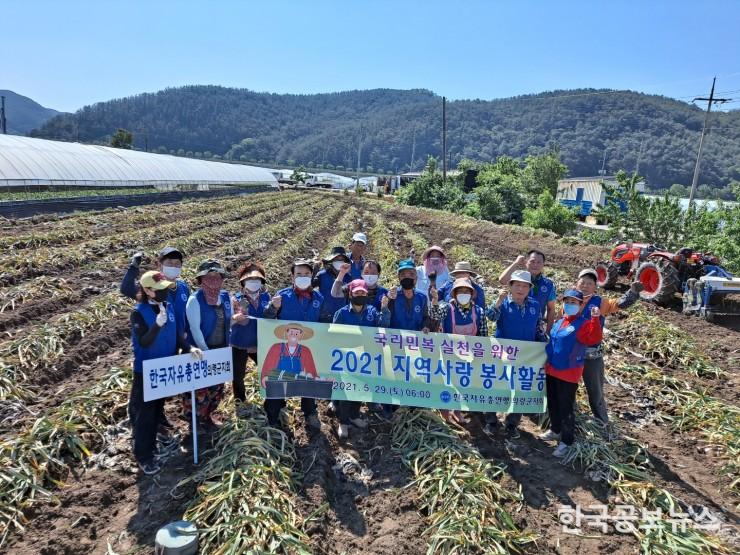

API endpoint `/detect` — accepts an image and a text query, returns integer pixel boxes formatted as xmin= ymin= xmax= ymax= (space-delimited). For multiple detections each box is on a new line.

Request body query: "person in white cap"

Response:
xmin=438 ymin=261 xmax=486 ymax=309
xmin=498 ymin=250 xmax=557 ymax=334
xmin=485 ymin=269 xmax=547 ymax=438
xmin=574 ymin=268 xmax=643 ymax=425
xmin=348 ymin=232 xmax=368 ymax=280
xmin=415 ymin=245 xmax=450 ymax=300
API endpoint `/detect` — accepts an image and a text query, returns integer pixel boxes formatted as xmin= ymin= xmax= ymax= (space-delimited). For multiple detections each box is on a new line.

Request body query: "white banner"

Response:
xmin=143 ymin=347 xmax=234 ymax=401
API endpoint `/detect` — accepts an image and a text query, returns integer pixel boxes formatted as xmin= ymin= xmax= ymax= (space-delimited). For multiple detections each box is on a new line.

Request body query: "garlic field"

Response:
xmin=0 ymin=190 xmax=737 ymax=554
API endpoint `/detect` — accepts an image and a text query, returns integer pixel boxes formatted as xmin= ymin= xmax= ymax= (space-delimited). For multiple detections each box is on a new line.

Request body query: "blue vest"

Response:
xmin=494 ymin=297 xmax=541 ymax=341
xmin=390 ymin=288 xmax=427 ymax=331
xmin=441 ymin=303 xmax=482 ymax=334
xmin=546 ymin=317 xmax=587 ymax=370
xmin=439 ymin=280 xmax=486 ymax=309
xmin=277 ymin=286 xmax=323 ymax=323
xmin=530 ymin=274 xmax=555 ymax=318
xmin=171 ymin=280 xmax=190 ymax=336
xmin=368 ymin=286 xmax=389 ymax=311
xmin=333 ymin=304 xmax=383 ymax=327
xmin=277 ymin=343 xmax=304 ymax=376
xmin=349 ymin=255 xmax=365 ymax=280
xmin=581 ymin=294 xmax=606 ymax=327
xmin=132 ymin=302 xmax=177 ymax=373
xmin=189 ymin=289 xmax=232 ymax=348
xmin=315 ymin=269 xmax=351 ymax=322
xmin=230 ymin=291 xmax=270 ymax=349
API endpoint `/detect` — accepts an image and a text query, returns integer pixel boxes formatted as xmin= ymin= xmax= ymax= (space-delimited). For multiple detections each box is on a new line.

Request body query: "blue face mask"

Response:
xmin=563 ymin=302 xmax=581 ymax=316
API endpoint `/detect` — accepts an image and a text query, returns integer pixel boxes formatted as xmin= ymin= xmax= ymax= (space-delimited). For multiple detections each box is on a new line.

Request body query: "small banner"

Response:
xmin=143 ymin=347 xmax=234 ymax=401
xmin=258 ymin=320 xmax=547 ymax=413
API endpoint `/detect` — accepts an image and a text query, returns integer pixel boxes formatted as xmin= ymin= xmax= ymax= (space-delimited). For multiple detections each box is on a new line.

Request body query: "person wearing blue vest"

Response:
xmin=122 ymin=247 xmax=190 ymax=336
xmin=314 ymin=246 xmax=353 ymax=323
xmin=121 ymin=246 xmax=190 ymax=432
xmin=263 ymin=258 xmax=325 ymax=430
xmin=383 ymin=259 xmax=434 ymax=418
xmin=485 ymin=270 xmax=547 ymax=437
xmin=389 ymin=259 xmax=433 ymax=332
xmin=332 ymin=279 xmax=391 ymax=439
xmin=348 ymin=232 xmax=368 ymax=280
xmin=438 ymin=261 xmax=486 ymax=309
xmin=330 ymin=259 xmax=389 ymax=312
xmin=575 ymin=268 xmax=643 ymax=425
xmin=129 ymin=271 xmax=202 ymax=475
xmin=499 ymin=250 xmax=557 ymax=334
xmin=430 ymin=277 xmax=488 ymax=425
xmin=539 ymin=289 xmax=603 ymax=458
xmin=230 ymin=261 xmax=271 ymax=405
xmin=185 ymin=259 xmax=232 ymax=432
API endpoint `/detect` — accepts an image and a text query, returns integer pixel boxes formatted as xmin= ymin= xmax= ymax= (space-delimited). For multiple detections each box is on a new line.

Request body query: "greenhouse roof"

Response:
xmin=0 ymin=135 xmax=278 ymax=187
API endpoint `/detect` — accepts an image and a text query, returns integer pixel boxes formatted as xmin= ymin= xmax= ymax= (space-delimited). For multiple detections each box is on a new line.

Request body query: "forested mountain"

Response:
xmin=1 ymin=90 xmax=61 ymax=135
xmin=30 ymin=85 xmax=740 ymax=188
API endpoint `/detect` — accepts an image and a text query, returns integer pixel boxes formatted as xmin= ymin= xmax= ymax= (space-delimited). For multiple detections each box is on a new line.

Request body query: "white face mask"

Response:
xmin=456 ymin=293 xmax=472 ymax=305
xmin=243 ymin=280 xmax=261 ymax=293
xmin=362 ymin=274 xmax=379 ymax=287
xmin=162 ymin=266 xmax=181 ymax=280
xmin=332 ymin=261 xmax=345 ymax=272
xmin=294 ymin=276 xmax=312 ymax=290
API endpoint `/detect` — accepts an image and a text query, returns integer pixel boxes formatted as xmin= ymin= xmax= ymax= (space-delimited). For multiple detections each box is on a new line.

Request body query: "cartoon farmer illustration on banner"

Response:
xmin=260 ymin=322 xmax=333 ymax=399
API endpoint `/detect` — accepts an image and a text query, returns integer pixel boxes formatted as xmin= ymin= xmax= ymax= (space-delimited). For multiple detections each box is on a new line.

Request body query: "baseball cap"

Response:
xmin=578 ymin=268 xmax=598 ymax=282
xmin=158 ymin=247 xmax=183 ymax=261
xmin=510 ymin=269 xmax=532 ymax=285
xmin=140 ymin=270 xmax=176 ymax=291
xmin=348 ymin=279 xmax=368 ymax=295
xmin=562 ymin=289 xmax=584 ymax=302
xmin=397 ymin=259 xmax=417 ymax=273
xmin=351 ymin=232 xmax=368 ymax=244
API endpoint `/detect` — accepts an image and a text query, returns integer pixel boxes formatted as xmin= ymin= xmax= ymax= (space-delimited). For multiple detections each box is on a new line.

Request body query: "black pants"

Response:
xmin=484 ymin=412 xmax=522 ymax=428
xmin=129 ymin=372 xmax=159 ymax=464
xmin=264 ymin=397 xmax=316 ymax=425
xmin=232 ymin=347 xmax=258 ymax=402
xmin=337 ymin=401 xmax=361 ymax=424
xmin=546 ymin=374 xmax=578 ymax=445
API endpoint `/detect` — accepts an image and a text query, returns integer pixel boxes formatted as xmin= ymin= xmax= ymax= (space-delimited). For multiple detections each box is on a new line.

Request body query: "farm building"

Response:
xmin=0 ymin=135 xmax=278 ymax=188
xmin=556 ymin=176 xmax=645 ymax=216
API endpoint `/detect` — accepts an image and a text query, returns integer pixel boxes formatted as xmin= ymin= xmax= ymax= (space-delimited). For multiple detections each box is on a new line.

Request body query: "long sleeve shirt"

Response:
xmin=120 ymin=264 xmax=139 ymax=300
xmin=130 ymin=302 xmax=192 ymax=352
xmin=545 ymin=315 xmax=603 ymax=383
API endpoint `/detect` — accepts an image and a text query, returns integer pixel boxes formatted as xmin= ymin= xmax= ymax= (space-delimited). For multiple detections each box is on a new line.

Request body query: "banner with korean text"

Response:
xmin=258 ymin=320 xmax=547 ymax=413
xmin=143 ymin=347 xmax=233 ymax=402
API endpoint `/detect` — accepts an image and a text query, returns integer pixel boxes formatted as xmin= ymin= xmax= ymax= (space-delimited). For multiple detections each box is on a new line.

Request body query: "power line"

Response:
xmin=688 ymin=77 xmax=732 ymax=208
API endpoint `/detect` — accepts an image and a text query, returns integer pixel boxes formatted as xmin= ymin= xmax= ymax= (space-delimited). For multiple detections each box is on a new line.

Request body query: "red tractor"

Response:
xmin=595 ymin=242 xmax=722 ymax=306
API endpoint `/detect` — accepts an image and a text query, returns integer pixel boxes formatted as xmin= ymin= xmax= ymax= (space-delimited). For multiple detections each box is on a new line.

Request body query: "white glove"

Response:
xmin=155 ymin=303 xmax=168 ymax=327
xmin=190 ymin=348 xmax=204 ymax=360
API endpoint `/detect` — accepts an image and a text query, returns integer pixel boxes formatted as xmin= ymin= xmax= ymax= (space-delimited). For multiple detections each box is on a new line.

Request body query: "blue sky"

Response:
xmin=5 ymin=0 xmax=740 ymax=112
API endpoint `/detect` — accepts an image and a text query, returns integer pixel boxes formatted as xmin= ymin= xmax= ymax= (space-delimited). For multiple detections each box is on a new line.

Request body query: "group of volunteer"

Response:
xmin=124 ymin=233 xmax=643 ymax=475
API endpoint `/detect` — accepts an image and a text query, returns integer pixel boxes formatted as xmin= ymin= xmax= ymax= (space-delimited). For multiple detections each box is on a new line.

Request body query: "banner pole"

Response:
xmin=191 ymin=389 xmax=198 ymax=465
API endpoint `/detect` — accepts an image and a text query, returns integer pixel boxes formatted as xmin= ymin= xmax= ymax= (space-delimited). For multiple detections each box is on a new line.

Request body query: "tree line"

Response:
xmin=30 ymin=85 xmax=740 ymax=189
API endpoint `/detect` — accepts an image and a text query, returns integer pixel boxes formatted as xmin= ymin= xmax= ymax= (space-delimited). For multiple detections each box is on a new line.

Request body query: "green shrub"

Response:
xmin=522 ymin=190 xmax=577 ymax=235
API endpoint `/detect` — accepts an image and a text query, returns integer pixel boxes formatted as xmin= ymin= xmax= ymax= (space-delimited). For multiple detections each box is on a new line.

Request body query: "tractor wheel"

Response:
xmin=595 ymin=262 xmax=619 ymax=289
xmin=635 ymin=260 xmax=680 ymax=305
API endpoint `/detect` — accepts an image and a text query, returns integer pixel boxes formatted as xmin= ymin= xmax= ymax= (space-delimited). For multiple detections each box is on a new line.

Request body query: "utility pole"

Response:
xmin=0 ymin=96 xmax=6 ymax=134
xmin=409 ymin=125 xmax=416 ymax=171
xmin=688 ymin=77 xmax=731 ymax=207
xmin=634 ymin=137 xmax=645 ymax=176
xmin=599 ymin=148 xmax=607 ymax=176
xmin=442 ymin=97 xmax=448 ymax=183
xmin=356 ymin=127 xmax=363 ymax=186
